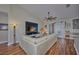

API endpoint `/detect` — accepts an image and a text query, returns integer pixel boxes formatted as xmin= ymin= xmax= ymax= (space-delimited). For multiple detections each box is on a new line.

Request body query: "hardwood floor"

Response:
xmin=46 ymin=39 xmax=77 ymax=55
xmin=0 ymin=39 xmax=77 ymax=55
xmin=0 ymin=43 xmax=26 ymax=55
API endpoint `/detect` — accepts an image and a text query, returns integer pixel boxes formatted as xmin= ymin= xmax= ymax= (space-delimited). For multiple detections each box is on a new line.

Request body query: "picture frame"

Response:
xmin=0 ymin=23 xmax=8 ymax=30
xmin=73 ymin=19 xmax=79 ymax=29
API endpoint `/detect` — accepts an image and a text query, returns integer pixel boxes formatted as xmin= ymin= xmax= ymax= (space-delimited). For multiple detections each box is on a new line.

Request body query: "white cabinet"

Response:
xmin=19 ymin=34 xmax=57 ymax=55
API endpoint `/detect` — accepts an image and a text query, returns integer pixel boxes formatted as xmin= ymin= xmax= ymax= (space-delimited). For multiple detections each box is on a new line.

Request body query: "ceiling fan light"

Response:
xmin=44 ymin=11 xmax=57 ymax=21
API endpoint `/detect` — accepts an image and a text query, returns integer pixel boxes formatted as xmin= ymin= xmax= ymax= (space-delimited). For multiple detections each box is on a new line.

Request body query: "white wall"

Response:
xmin=8 ymin=5 xmax=42 ymax=45
xmin=0 ymin=5 xmax=9 ymax=44
xmin=0 ymin=5 xmax=10 ymax=13
xmin=0 ymin=5 xmax=42 ymax=45
xmin=0 ymin=16 xmax=8 ymax=44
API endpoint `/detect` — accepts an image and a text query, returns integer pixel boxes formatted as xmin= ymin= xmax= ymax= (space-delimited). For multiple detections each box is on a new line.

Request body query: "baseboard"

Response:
xmin=0 ymin=41 xmax=8 ymax=44
xmin=8 ymin=41 xmax=19 ymax=46
xmin=74 ymin=43 xmax=79 ymax=55
xmin=8 ymin=42 xmax=13 ymax=46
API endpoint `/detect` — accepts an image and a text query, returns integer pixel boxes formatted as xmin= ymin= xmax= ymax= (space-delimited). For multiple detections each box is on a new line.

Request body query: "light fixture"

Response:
xmin=13 ymin=24 xmax=16 ymax=27
xmin=12 ymin=24 xmax=17 ymax=45
xmin=45 ymin=12 xmax=57 ymax=21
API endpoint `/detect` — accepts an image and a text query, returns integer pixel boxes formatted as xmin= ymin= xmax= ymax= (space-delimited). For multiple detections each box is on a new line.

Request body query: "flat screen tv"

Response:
xmin=25 ymin=21 xmax=38 ymax=35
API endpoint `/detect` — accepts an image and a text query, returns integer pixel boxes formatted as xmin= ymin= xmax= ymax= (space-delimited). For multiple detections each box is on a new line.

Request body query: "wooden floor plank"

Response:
xmin=46 ymin=39 xmax=77 ymax=55
xmin=0 ymin=39 xmax=77 ymax=55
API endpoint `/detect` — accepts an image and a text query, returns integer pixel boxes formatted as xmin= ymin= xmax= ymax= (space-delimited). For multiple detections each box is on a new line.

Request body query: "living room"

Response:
xmin=0 ymin=4 xmax=79 ymax=55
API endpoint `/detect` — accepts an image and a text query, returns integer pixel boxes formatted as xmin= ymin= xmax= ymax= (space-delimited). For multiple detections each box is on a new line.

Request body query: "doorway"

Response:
xmin=0 ymin=12 xmax=8 ymax=44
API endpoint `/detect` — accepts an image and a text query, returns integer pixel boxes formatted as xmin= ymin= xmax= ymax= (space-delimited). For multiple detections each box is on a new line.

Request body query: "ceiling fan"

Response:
xmin=45 ymin=12 xmax=57 ymax=21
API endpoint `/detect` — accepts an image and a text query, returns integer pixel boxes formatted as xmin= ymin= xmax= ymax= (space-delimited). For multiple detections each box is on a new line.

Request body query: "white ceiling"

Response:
xmin=19 ymin=4 xmax=79 ymax=19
